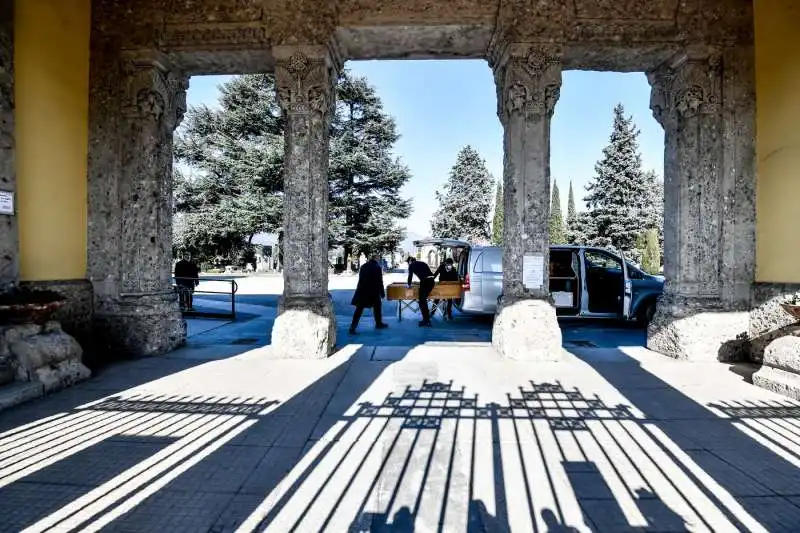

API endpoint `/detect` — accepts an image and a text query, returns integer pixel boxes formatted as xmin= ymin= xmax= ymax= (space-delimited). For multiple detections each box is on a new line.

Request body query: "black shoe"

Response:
xmin=418 ymin=320 xmax=432 ymax=327
xmin=348 ymin=328 xmax=357 ymax=335
xmin=376 ymin=323 xmax=389 ymax=329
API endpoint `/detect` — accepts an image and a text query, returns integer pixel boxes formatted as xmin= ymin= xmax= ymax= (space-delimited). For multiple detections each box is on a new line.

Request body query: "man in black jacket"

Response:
xmin=407 ymin=256 xmax=435 ymax=327
xmin=350 ymin=254 xmax=389 ymax=334
xmin=174 ymin=253 xmax=200 ymax=311
xmin=433 ymin=257 xmax=459 ymax=320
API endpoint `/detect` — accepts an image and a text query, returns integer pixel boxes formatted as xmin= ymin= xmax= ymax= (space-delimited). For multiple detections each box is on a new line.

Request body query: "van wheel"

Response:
xmin=637 ymin=299 xmax=657 ymax=325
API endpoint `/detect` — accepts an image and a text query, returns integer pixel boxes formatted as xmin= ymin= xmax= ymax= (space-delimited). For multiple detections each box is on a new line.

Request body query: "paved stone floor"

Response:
xmin=1 ymin=277 xmax=799 ymax=532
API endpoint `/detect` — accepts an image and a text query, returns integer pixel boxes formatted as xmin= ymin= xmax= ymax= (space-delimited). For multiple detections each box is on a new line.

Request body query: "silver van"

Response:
xmin=414 ymin=239 xmax=664 ymax=324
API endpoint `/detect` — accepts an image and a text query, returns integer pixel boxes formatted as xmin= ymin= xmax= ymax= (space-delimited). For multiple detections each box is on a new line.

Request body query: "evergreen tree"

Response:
xmin=582 ymin=103 xmax=652 ymax=256
xmin=329 ymin=71 xmax=412 ymax=263
xmin=643 ymin=169 xmax=664 ymax=251
xmin=567 ymin=180 xmax=577 ymax=228
xmin=431 ymin=146 xmax=494 ymax=242
xmin=639 ymin=228 xmax=661 ymax=274
xmin=549 ymin=180 xmax=565 ymax=244
xmin=173 ymin=71 xmax=412 ymax=265
xmin=173 ymin=74 xmax=284 ymax=264
xmin=491 ymin=181 xmax=503 ymax=245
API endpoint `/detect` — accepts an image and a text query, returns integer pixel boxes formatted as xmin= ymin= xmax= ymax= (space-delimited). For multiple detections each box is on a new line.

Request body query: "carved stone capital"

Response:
xmin=273 ymin=44 xmax=341 ymax=122
xmin=647 ymin=49 xmax=722 ymax=128
xmin=489 ymin=42 xmax=562 ymax=124
xmin=122 ymin=53 xmax=188 ymax=132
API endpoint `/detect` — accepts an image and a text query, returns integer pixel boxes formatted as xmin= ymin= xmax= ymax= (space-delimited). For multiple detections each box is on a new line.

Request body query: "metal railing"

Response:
xmin=173 ymin=277 xmax=239 ymax=319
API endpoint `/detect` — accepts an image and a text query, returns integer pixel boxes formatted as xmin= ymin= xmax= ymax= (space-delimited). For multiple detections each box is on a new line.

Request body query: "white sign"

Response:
xmin=0 ymin=191 xmax=13 ymax=215
xmin=523 ymin=253 xmax=544 ymax=289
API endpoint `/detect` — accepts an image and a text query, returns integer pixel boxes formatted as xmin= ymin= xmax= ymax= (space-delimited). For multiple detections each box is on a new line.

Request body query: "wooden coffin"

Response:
xmin=386 ymin=281 xmax=462 ymax=301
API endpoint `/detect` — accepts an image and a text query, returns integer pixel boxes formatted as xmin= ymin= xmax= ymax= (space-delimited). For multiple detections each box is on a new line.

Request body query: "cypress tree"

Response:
xmin=567 ymin=180 xmax=577 ymax=228
xmin=549 ymin=180 xmax=565 ymax=244
xmin=640 ymin=228 xmax=661 ymax=274
xmin=492 ymin=181 xmax=503 ymax=245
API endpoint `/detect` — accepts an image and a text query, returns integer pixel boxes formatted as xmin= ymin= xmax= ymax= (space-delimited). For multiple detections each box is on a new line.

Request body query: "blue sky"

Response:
xmin=185 ymin=60 xmax=663 ymax=238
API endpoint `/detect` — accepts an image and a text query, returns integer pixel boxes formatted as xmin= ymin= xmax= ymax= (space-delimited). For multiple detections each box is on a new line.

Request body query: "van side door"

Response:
xmin=482 ymin=249 xmax=503 ymax=314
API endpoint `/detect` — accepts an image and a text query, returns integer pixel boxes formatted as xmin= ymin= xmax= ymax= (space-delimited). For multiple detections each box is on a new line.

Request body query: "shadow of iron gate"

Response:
xmin=173 ymin=276 xmax=238 ymax=319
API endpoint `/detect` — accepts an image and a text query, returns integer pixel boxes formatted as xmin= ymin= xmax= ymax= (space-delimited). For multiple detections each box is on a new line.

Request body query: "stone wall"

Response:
xmin=0 ymin=1 xmax=16 ymax=288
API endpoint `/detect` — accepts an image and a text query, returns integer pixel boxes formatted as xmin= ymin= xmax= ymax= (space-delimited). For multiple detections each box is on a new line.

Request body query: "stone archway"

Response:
xmin=82 ymin=0 xmax=756 ymax=361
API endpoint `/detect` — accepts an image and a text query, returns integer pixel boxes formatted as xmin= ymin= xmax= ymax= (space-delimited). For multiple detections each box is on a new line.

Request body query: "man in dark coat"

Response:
xmin=433 ymin=257 xmax=459 ymax=320
xmin=407 ymin=256 xmax=435 ymax=327
xmin=350 ymin=254 xmax=389 ymax=334
xmin=174 ymin=253 xmax=200 ymax=311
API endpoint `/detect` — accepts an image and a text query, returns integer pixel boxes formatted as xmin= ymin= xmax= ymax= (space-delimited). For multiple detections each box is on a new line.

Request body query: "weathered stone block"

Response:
xmin=271 ymin=295 xmax=336 ymax=359
xmin=0 ymin=321 xmax=90 ymax=395
xmin=753 ymin=336 xmax=800 ymax=400
xmin=492 ymin=298 xmax=563 ymax=361
xmin=749 ymin=283 xmax=800 ymax=338
xmin=647 ymin=297 xmax=749 ymax=361
xmin=93 ymin=292 xmax=186 ymax=358
xmin=20 ymin=279 xmax=93 ymax=348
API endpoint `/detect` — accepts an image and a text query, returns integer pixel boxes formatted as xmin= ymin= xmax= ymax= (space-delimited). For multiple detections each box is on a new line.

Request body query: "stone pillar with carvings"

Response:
xmin=0 ymin=1 xmax=16 ymax=288
xmin=646 ymin=49 xmax=750 ymax=361
xmin=92 ymin=55 xmax=187 ymax=357
xmin=271 ymin=46 xmax=340 ymax=358
xmin=489 ymin=42 xmax=563 ymax=361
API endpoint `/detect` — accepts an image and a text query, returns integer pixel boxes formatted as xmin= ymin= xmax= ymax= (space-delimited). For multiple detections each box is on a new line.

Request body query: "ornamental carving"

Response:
xmin=274 ymin=49 xmax=339 ymax=121
xmin=647 ymin=51 xmax=723 ymax=126
xmin=123 ymin=59 xmax=188 ymax=132
xmin=492 ymin=43 xmax=562 ymax=123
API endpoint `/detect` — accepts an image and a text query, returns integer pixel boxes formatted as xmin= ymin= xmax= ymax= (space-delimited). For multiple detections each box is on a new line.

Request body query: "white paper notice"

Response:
xmin=0 ymin=191 xmax=13 ymax=215
xmin=523 ymin=253 xmax=544 ymax=289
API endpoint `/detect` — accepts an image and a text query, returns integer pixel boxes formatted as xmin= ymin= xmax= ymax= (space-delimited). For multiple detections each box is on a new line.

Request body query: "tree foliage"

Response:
xmin=431 ymin=146 xmax=495 ymax=243
xmin=173 ymin=75 xmax=284 ymax=264
xmin=173 ymin=71 xmax=411 ymax=266
xmin=329 ymin=72 xmax=412 ymax=263
xmin=549 ymin=180 xmax=565 ymax=244
xmin=491 ymin=181 xmax=503 ymax=245
xmin=567 ymin=181 xmax=577 ymax=229
xmin=638 ymin=228 xmax=661 ymax=274
xmin=578 ymin=104 xmax=660 ymax=261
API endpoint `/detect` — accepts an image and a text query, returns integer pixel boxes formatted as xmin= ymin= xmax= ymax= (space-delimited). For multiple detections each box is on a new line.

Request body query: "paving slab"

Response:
xmin=0 ymin=314 xmax=799 ymax=531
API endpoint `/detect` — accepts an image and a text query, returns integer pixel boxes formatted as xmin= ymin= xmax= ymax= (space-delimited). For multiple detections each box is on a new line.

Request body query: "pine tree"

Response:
xmin=492 ymin=181 xmax=503 ymax=245
xmin=431 ymin=146 xmax=495 ymax=242
xmin=582 ymin=103 xmax=652 ymax=256
xmin=549 ymin=180 xmax=565 ymax=244
xmin=173 ymin=72 xmax=412 ymax=265
xmin=173 ymin=74 xmax=285 ymax=264
xmin=329 ymin=71 xmax=412 ymax=262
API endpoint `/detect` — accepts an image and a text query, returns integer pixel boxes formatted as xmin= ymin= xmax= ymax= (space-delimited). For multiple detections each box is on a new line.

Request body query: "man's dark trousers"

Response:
xmin=351 ymin=304 xmax=383 ymax=330
xmin=419 ymin=277 xmax=435 ymax=323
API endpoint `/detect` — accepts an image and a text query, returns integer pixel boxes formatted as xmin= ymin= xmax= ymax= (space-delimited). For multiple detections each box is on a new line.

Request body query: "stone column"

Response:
xmin=0 ymin=0 xmax=16 ymax=288
xmin=489 ymin=42 xmax=563 ymax=361
xmin=92 ymin=53 xmax=187 ymax=357
xmin=646 ymin=48 xmax=750 ymax=361
xmin=271 ymin=45 xmax=340 ymax=358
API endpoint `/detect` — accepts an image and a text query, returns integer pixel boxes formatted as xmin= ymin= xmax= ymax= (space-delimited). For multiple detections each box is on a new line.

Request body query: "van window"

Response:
xmin=472 ymin=253 xmax=484 ymax=273
xmin=485 ymin=251 xmax=502 ymax=273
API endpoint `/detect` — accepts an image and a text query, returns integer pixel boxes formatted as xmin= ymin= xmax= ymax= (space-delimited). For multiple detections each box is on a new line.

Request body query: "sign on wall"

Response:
xmin=523 ymin=253 xmax=544 ymax=289
xmin=0 ymin=191 xmax=13 ymax=215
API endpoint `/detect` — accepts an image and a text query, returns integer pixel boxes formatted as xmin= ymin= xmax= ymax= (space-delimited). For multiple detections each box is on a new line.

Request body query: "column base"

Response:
xmin=271 ymin=295 xmax=336 ymax=359
xmin=753 ymin=336 xmax=800 ymax=400
xmin=93 ymin=292 xmax=186 ymax=358
xmin=492 ymin=298 xmax=563 ymax=361
xmin=647 ymin=295 xmax=749 ymax=362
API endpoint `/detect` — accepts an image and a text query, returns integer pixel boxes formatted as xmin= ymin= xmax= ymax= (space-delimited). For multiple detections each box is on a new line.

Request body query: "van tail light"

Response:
xmin=463 ymin=273 xmax=471 ymax=292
